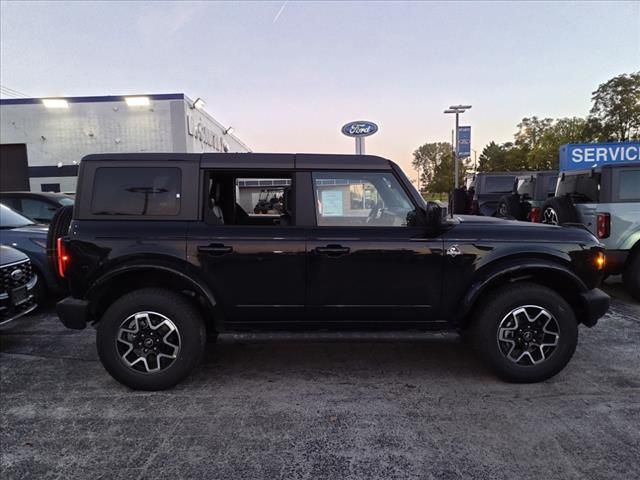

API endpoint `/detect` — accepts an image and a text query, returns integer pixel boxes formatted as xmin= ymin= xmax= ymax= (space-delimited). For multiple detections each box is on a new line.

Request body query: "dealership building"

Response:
xmin=0 ymin=93 xmax=251 ymax=192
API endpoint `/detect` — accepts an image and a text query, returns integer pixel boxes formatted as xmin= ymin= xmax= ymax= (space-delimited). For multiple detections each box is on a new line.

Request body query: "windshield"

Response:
xmin=59 ymin=197 xmax=75 ymax=206
xmin=0 ymin=203 xmax=36 ymax=228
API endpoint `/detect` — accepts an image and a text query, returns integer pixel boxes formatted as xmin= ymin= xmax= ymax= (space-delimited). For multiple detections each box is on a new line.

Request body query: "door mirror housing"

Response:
xmin=424 ymin=201 xmax=443 ymax=227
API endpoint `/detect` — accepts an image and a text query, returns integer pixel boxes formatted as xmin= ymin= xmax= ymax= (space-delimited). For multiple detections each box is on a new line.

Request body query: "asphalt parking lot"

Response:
xmin=1 ymin=282 xmax=639 ymax=480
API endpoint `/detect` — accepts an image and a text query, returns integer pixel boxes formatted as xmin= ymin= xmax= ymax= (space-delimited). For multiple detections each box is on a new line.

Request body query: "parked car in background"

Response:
xmin=496 ymin=171 xmax=558 ymax=222
xmin=451 ymin=172 xmax=519 ymax=217
xmin=542 ymin=159 xmax=640 ymax=301
xmin=0 ymin=204 xmax=66 ymax=303
xmin=0 ymin=191 xmax=74 ymax=225
xmin=53 ymin=153 xmax=608 ymax=390
xmin=0 ymin=245 xmax=38 ymax=326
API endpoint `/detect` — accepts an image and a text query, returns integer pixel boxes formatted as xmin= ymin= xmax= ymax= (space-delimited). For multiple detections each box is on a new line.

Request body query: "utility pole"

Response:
xmin=444 ymin=105 xmax=472 ymax=189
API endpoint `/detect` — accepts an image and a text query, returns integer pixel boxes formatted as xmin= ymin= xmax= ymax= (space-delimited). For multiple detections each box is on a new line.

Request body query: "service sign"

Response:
xmin=559 ymin=142 xmax=640 ymax=171
xmin=341 ymin=121 xmax=379 ymax=138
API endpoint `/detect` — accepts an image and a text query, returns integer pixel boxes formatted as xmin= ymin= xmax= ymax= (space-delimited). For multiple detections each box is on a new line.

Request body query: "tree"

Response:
xmin=412 ymin=142 xmax=465 ymax=194
xmin=588 ymin=72 xmax=640 ymax=141
xmin=477 ymin=141 xmax=527 ymax=172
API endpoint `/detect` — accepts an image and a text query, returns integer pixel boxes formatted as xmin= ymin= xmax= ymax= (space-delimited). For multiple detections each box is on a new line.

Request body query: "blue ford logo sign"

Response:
xmin=341 ymin=121 xmax=378 ymax=138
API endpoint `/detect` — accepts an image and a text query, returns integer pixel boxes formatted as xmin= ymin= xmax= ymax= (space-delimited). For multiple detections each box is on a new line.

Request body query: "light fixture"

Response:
xmin=43 ymin=98 xmax=69 ymax=109
xmin=125 ymin=96 xmax=150 ymax=107
xmin=223 ymin=126 xmax=234 ymax=135
xmin=191 ymin=97 xmax=205 ymax=110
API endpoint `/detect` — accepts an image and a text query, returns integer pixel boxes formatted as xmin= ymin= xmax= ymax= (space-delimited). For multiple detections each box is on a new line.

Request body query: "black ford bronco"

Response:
xmin=52 ymin=153 xmax=609 ymax=390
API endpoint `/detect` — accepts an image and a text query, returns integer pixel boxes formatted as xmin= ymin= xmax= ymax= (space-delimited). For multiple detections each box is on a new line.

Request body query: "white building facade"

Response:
xmin=0 ymin=93 xmax=250 ymax=192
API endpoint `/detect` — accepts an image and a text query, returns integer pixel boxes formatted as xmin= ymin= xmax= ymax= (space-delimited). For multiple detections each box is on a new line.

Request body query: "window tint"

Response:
xmin=312 ymin=172 xmax=416 ymax=227
xmin=0 ymin=203 xmax=35 ymax=228
xmin=556 ymin=173 xmax=599 ymax=203
xmin=617 ymin=170 xmax=640 ymax=201
xmin=484 ymin=176 xmax=516 ymax=193
xmin=91 ymin=167 xmax=181 ymax=216
xmin=20 ymin=198 xmax=56 ymax=221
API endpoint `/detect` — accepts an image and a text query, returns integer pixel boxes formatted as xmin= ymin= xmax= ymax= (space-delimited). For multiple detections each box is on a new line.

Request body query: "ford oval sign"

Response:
xmin=341 ymin=121 xmax=378 ymax=138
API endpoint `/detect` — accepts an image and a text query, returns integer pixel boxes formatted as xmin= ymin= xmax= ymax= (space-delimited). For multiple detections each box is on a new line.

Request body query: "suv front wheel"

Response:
xmin=471 ymin=283 xmax=578 ymax=382
xmin=97 ymin=288 xmax=207 ymax=390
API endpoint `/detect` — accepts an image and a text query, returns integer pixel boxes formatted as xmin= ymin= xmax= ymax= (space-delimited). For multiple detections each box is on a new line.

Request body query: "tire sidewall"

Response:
xmin=474 ymin=285 xmax=578 ymax=382
xmin=97 ymin=289 xmax=205 ymax=390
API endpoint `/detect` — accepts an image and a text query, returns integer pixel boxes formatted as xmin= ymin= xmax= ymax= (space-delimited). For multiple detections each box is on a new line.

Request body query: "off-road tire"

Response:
xmin=623 ymin=249 xmax=640 ymax=302
xmin=97 ymin=288 xmax=206 ymax=390
xmin=471 ymin=282 xmax=578 ymax=383
xmin=541 ymin=196 xmax=579 ymax=225
xmin=497 ymin=194 xmax=526 ymax=220
xmin=46 ymin=204 xmax=73 ymax=272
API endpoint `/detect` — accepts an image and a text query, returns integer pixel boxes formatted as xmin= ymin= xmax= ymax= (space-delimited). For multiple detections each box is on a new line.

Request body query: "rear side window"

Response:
xmin=483 ymin=176 xmax=515 ymax=194
xmin=616 ymin=169 xmax=640 ymax=201
xmin=91 ymin=167 xmax=181 ymax=216
xmin=556 ymin=173 xmax=599 ymax=203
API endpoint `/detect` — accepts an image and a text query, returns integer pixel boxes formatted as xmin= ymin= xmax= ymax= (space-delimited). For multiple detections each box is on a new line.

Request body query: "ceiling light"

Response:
xmin=125 ymin=96 xmax=150 ymax=107
xmin=43 ymin=99 xmax=69 ymax=109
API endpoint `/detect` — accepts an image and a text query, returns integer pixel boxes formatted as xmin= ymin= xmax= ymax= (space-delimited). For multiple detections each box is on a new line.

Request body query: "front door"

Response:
xmin=306 ymin=170 xmax=444 ymax=324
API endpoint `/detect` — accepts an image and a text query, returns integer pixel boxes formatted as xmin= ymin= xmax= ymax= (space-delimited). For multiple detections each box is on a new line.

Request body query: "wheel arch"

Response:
xmin=456 ymin=256 xmax=589 ymax=329
xmin=86 ymin=263 xmax=220 ymax=331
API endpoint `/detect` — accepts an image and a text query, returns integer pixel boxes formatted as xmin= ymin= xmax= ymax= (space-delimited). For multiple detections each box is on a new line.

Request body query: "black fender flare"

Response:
xmin=456 ymin=257 xmax=588 ymax=324
xmin=86 ymin=263 xmax=217 ymax=317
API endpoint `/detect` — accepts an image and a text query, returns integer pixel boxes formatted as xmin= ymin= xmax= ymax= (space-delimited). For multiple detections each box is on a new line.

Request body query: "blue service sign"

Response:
xmin=559 ymin=142 xmax=640 ymax=171
xmin=341 ymin=121 xmax=379 ymax=138
xmin=457 ymin=126 xmax=471 ymax=158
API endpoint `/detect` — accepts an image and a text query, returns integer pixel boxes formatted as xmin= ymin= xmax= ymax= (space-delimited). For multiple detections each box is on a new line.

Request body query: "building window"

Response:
xmin=41 ymin=183 xmax=61 ymax=193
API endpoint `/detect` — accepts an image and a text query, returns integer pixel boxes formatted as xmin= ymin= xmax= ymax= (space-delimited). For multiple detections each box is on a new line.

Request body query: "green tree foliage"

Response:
xmin=412 ymin=142 xmax=465 ymax=194
xmin=587 ymin=72 xmax=640 ymax=141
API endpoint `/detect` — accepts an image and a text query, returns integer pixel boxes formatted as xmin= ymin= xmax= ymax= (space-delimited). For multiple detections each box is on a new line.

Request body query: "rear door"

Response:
xmin=187 ymin=166 xmax=306 ymax=323
xmin=304 ymin=169 xmax=445 ymax=324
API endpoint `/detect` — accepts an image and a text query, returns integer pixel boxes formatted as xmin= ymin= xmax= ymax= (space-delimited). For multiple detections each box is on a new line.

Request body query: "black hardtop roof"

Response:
xmin=80 ymin=153 xmax=393 ymax=170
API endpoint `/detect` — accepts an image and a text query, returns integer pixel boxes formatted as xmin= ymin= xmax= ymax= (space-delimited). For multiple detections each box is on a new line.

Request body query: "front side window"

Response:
xmin=91 ymin=167 xmax=181 ymax=216
xmin=312 ymin=172 xmax=416 ymax=227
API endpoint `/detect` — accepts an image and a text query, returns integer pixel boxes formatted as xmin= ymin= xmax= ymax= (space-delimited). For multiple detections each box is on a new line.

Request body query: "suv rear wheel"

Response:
xmin=471 ymin=283 xmax=578 ymax=382
xmin=541 ymin=197 xmax=579 ymax=225
xmin=97 ymin=288 xmax=206 ymax=390
xmin=497 ymin=194 xmax=526 ymax=220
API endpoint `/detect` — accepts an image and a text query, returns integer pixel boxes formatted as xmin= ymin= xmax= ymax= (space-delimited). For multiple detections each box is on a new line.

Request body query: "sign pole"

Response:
xmin=454 ymin=112 xmax=459 ymax=189
xmin=355 ymin=137 xmax=365 ymax=155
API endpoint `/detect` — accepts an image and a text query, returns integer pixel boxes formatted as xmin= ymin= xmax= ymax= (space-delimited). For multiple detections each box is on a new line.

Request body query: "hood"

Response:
xmin=0 ymin=245 xmax=29 ymax=265
xmin=451 ymin=215 xmax=600 ymax=245
xmin=6 ymin=224 xmax=48 ymax=236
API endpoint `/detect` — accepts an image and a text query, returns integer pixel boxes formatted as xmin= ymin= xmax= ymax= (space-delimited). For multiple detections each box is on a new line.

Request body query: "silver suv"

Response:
xmin=541 ymin=163 xmax=640 ymax=300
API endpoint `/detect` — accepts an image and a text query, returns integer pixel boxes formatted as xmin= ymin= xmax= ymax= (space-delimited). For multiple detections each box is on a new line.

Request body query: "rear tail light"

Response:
xmin=56 ymin=237 xmax=70 ymax=278
xmin=596 ymin=213 xmax=610 ymax=239
xmin=470 ymin=200 xmax=479 ymax=215
xmin=530 ymin=207 xmax=541 ymax=223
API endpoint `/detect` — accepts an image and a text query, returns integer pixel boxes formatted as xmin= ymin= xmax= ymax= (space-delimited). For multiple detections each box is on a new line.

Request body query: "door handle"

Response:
xmin=198 ymin=244 xmax=233 ymax=255
xmin=315 ymin=245 xmax=350 ymax=256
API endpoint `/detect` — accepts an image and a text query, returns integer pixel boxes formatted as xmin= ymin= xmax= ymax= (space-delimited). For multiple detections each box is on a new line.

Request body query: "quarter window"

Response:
xmin=312 ymin=172 xmax=416 ymax=227
xmin=616 ymin=170 xmax=640 ymax=201
xmin=91 ymin=167 xmax=181 ymax=216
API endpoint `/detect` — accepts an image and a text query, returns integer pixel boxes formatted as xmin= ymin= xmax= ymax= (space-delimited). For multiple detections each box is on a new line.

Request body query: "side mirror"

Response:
xmin=424 ymin=201 xmax=443 ymax=227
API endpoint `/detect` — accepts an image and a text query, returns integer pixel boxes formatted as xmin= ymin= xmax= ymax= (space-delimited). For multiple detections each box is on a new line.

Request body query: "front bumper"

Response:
xmin=579 ymin=288 xmax=610 ymax=327
xmin=56 ymin=297 xmax=89 ymax=330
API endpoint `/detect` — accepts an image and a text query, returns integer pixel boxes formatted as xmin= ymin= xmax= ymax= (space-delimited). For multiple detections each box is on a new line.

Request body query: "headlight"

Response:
xmin=30 ymin=238 xmax=47 ymax=248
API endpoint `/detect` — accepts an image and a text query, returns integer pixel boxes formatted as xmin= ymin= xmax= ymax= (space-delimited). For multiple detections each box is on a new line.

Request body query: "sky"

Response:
xmin=1 ymin=0 xmax=639 ymax=177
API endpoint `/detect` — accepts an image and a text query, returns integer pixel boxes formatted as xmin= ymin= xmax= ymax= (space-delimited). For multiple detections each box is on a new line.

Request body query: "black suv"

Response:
xmin=451 ymin=172 xmax=520 ymax=217
xmin=53 ymin=153 xmax=609 ymax=390
xmin=496 ymin=171 xmax=558 ymax=222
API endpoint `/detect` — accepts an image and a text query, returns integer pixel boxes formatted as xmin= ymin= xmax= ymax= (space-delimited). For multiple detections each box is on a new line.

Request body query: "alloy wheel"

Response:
xmin=542 ymin=207 xmax=559 ymax=225
xmin=115 ymin=311 xmax=181 ymax=373
xmin=496 ymin=305 xmax=560 ymax=366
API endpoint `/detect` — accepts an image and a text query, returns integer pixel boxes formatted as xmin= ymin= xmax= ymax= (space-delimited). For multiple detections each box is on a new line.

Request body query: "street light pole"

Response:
xmin=444 ymin=104 xmax=472 ymax=189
